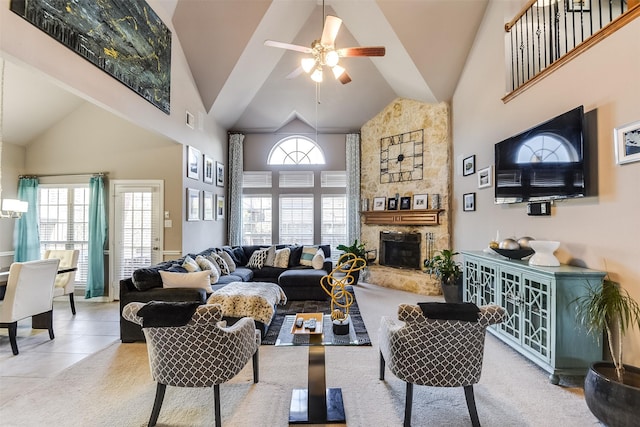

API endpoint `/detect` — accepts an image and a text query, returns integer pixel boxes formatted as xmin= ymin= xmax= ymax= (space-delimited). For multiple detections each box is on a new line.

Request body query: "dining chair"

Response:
xmin=44 ymin=249 xmax=80 ymax=314
xmin=0 ymin=258 xmax=60 ymax=355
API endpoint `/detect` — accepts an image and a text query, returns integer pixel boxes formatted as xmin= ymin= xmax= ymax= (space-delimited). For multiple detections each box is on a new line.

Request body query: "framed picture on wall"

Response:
xmin=215 ymin=194 xmax=225 ymax=220
xmin=387 ymin=197 xmax=398 ymax=210
xmin=373 ymin=197 xmax=386 ymax=211
xmin=477 ymin=166 xmax=493 ymax=188
xmin=463 ymin=192 xmax=476 ymax=212
xmin=614 ymin=120 xmax=640 ymax=165
xmin=463 ymin=155 xmax=476 ymax=176
xmin=203 ymin=191 xmax=214 ymax=220
xmin=413 ymin=194 xmax=428 ymax=209
xmin=216 ymin=162 xmax=225 ymax=187
xmin=187 ymin=146 xmax=200 ymax=180
xmin=400 ymin=196 xmax=412 ymax=210
xmin=187 ymin=188 xmax=200 ymax=221
xmin=203 ymin=155 xmax=214 ymax=184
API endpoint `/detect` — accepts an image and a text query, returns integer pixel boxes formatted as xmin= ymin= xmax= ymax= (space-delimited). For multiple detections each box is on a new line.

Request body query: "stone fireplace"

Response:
xmin=379 ymin=231 xmax=422 ymax=270
xmin=359 ymin=98 xmax=451 ymax=296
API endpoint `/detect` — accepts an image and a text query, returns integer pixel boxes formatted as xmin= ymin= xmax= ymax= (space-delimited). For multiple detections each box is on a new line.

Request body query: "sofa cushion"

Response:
xmin=312 ymin=248 xmax=325 ymax=269
xmin=132 ymin=267 xmax=163 ymax=291
xmin=182 ymin=255 xmax=201 ymax=272
xmin=252 ymin=266 xmax=287 ymax=280
xmin=262 ymin=245 xmax=277 ymax=267
xmin=208 ymin=252 xmax=231 ymax=275
xmin=230 ymin=267 xmax=253 ymax=282
xmin=160 ymin=270 xmax=212 ymax=292
xmin=288 ymin=245 xmax=303 ymax=267
xmin=195 ymin=255 xmax=220 ymax=284
xmin=217 ymin=249 xmax=236 ymax=272
xmin=300 ymin=245 xmax=318 ymax=266
xmin=273 ymin=247 xmax=291 ymax=268
xmin=224 ymin=246 xmax=248 ymax=266
xmin=247 ymin=248 xmax=269 ymax=269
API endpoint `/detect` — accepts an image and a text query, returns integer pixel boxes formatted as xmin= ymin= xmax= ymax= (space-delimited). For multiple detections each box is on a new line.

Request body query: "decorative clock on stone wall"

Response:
xmin=379 ymin=129 xmax=424 ymax=183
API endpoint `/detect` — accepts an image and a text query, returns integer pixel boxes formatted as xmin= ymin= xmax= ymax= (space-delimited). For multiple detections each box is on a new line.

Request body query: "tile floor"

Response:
xmin=0 ymin=298 xmax=120 ymax=402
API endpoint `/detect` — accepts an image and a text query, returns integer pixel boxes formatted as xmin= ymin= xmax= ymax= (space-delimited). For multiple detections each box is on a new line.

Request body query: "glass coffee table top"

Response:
xmin=275 ymin=314 xmax=361 ymax=346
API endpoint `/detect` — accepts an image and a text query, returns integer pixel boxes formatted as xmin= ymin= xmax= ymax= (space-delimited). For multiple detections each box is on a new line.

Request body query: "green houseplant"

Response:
xmin=424 ymin=249 xmax=463 ymax=303
xmin=337 ymin=239 xmax=367 ymax=283
xmin=574 ymin=276 xmax=640 ymax=427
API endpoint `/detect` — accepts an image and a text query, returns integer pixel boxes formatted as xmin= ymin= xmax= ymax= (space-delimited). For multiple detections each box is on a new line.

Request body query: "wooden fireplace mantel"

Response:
xmin=361 ymin=209 xmax=443 ymax=226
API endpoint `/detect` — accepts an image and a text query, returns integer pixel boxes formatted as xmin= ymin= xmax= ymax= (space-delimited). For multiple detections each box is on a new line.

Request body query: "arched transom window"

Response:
xmin=268 ymin=136 xmax=326 ymax=165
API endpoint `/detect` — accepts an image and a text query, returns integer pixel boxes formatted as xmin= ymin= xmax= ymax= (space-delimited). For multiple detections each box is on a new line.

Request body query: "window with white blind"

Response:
xmin=242 ymin=195 xmax=272 ymax=245
xmin=39 ymin=185 xmax=90 ymax=284
xmin=279 ymin=195 xmax=314 ymax=244
xmin=321 ymin=195 xmax=347 ymax=259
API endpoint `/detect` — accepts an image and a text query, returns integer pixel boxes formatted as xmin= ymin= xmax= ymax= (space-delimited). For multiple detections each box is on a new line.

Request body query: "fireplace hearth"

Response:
xmin=379 ymin=231 xmax=422 ymax=270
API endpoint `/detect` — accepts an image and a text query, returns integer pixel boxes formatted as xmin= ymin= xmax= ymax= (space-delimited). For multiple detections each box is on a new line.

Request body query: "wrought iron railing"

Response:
xmin=504 ymin=0 xmax=638 ymax=100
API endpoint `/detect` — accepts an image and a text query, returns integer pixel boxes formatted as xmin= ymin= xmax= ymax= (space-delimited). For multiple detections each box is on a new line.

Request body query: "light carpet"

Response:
xmin=0 ymin=282 xmax=600 ymax=426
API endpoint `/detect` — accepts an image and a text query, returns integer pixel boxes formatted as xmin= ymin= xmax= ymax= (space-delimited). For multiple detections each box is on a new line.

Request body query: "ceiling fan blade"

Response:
xmin=338 ymin=46 xmax=386 ymax=57
xmin=320 ymin=15 xmax=342 ymax=47
xmin=264 ymin=40 xmax=312 ymax=54
xmin=286 ymin=66 xmax=305 ymax=80
xmin=338 ymin=70 xmax=352 ymax=85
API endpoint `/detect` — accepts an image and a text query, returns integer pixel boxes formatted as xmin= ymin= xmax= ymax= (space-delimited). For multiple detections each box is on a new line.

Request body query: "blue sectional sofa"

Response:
xmin=119 ymin=244 xmax=333 ymax=342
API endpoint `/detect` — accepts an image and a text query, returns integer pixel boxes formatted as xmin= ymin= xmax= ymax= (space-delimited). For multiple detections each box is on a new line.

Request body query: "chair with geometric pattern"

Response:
xmin=122 ymin=302 xmax=260 ymax=427
xmin=379 ymin=303 xmax=505 ymax=427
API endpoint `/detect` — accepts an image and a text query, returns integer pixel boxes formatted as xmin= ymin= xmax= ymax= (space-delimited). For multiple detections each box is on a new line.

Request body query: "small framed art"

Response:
xmin=566 ymin=0 xmax=590 ymax=12
xmin=216 ymin=162 xmax=225 ymax=187
xmin=215 ymin=194 xmax=225 ymax=220
xmin=387 ymin=197 xmax=398 ymax=210
xmin=413 ymin=194 xmax=428 ymax=209
xmin=203 ymin=155 xmax=214 ymax=184
xmin=614 ymin=120 xmax=640 ymax=165
xmin=400 ymin=196 xmax=412 ymax=210
xmin=463 ymin=155 xmax=476 ymax=176
xmin=187 ymin=146 xmax=200 ymax=180
xmin=463 ymin=192 xmax=476 ymax=212
xmin=477 ymin=166 xmax=493 ymax=189
xmin=203 ymin=191 xmax=214 ymax=221
xmin=187 ymin=188 xmax=200 ymax=221
xmin=373 ymin=197 xmax=386 ymax=211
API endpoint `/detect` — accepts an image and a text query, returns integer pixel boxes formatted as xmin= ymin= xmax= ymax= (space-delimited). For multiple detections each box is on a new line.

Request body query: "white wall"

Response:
xmin=452 ymin=1 xmax=640 ymax=364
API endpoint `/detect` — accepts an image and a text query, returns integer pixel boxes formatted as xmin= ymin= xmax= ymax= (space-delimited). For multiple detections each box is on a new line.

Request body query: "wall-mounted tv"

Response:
xmin=494 ymin=106 xmax=588 ymax=204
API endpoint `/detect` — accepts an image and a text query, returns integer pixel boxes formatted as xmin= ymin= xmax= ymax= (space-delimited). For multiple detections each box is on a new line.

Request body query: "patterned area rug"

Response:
xmin=262 ymin=290 xmax=371 ymax=346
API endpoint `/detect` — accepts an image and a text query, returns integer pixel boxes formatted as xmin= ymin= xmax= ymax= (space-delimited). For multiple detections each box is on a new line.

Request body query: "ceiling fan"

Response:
xmin=264 ymin=13 xmax=385 ymax=85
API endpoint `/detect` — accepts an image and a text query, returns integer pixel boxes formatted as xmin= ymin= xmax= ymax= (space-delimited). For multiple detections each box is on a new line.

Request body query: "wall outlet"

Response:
xmin=527 ymin=202 xmax=551 ymax=216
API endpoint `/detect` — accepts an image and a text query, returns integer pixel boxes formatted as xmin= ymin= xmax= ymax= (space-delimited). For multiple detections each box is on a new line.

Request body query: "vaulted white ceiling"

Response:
xmin=2 ymin=0 xmax=489 ymax=143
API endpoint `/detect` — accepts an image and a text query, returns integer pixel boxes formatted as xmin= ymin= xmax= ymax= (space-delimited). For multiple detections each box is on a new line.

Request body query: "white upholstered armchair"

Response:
xmin=44 ymin=249 xmax=79 ymax=314
xmin=123 ymin=302 xmax=260 ymax=427
xmin=379 ymin=303 xmax=505 ymax=427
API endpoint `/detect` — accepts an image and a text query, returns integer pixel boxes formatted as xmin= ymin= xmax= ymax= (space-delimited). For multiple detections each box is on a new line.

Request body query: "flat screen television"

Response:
xmin=494 ymin=106 xmax=587 ymax=204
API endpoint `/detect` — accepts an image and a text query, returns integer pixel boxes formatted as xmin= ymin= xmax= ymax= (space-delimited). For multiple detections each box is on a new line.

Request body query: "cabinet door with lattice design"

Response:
xmin=497 ymin=267 xmax=522 ymax=345
xmin=521 ymin=274 xmax=552 ymax=363
xmin=463 ymin=258 xmax=498 ymax=307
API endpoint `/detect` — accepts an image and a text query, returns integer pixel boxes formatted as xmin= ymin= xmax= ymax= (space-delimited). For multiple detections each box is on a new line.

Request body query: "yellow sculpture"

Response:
xmin=320 ymin=253 xmax=367 ymax=327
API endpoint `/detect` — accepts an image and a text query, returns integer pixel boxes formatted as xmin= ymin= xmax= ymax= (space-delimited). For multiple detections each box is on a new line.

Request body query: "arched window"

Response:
xmin=516 ymin=133 xmax=578 ymax=163
xmin=268 ymin=136 xmax=325 ymax=165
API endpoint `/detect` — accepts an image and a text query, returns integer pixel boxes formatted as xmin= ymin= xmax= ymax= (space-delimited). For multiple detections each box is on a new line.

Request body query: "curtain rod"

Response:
xmin=19 ymin=172 xmax=108 ymax=179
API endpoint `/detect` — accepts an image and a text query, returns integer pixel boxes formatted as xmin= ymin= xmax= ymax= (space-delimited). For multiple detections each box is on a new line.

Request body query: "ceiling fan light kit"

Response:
xmin=264 ymin=10 xmax=386 ymax=85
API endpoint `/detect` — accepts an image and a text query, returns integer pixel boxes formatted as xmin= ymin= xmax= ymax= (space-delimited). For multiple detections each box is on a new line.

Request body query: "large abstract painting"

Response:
xmin=10 ymin=0 xmax=171 ymax=114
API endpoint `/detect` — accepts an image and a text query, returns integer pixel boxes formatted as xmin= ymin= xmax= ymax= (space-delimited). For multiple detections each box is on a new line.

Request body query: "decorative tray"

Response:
xmin=291 ymin=313 xmax=324 ymax=335
xmin=491 ymin=247 xmax=535 ymax=260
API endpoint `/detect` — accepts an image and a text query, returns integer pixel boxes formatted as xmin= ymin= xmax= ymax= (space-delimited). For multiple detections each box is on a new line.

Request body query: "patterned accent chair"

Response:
xmin=379 ymin=304 xmax=505 ymax=427
xmin=123 ymin=302 xmax=261 ymax=427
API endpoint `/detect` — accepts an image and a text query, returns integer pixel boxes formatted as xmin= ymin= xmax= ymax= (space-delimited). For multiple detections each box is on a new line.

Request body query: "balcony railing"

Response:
xmin=504 ymin=0 xmax=639 ymax=102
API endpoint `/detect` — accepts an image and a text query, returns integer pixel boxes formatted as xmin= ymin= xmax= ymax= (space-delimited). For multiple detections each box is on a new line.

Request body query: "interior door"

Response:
xmin=109 ymin=180 xmax=163 ymax=300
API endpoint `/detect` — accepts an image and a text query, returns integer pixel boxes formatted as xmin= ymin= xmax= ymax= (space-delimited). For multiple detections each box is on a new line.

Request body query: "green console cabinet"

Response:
xmin=462 ymin=251 xmax=605 ymax=384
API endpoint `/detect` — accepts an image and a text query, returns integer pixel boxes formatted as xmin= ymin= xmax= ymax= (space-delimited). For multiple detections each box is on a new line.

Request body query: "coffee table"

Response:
xmin=275 ymin=313 xmax=362 ymax=424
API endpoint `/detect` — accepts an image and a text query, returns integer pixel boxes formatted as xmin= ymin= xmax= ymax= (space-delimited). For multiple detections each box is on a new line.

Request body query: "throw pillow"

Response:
xmin=182 ymin=255 xmax=201 ymax=272
xmin=273 ymin=247 xmax=291 ymax=268
xmin=311 ymin=248 xmax=325 ymax=270
xmin=204 ymin=254 xmax=222 ymax=275
xmin=195 ymin=255 xmax=221 ymax=284
xmin=299 ymin=245 xmax=318 ymax=266
xmin=132 ymin=268 xmax=163 ymax=291
xmin=160 ymin=270 xmax=212 ymax=292
xmin=262 ymin=246 xmax=277 ymax=267
xmin=247 ymin=248 xmax=269 ymax=269
xmin=288 ymin=245 xmax=303 ymax=267
xmin=207 ymin=252 xmax=230 ymax=275
xmin=216 ymin=249 xmax=236 ymax=272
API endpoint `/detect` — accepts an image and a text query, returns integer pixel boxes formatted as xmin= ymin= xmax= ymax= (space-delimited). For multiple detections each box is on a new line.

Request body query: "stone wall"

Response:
xmin=360 ymin=98 xmax=451 ymax=296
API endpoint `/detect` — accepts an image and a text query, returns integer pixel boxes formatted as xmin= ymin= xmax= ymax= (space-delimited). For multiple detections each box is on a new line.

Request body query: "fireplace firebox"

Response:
xmin=379 ymin=231 xmax=422 ymax=270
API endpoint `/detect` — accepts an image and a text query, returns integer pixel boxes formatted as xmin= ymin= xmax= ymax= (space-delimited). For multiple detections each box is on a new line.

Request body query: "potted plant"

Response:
xmin=337 ymin=239 xmax=367 ymax=283
xmin=574 ymin=276 xmax=640 ymax=427
xmin=424 ymin=249 xmax=463 ymax=303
